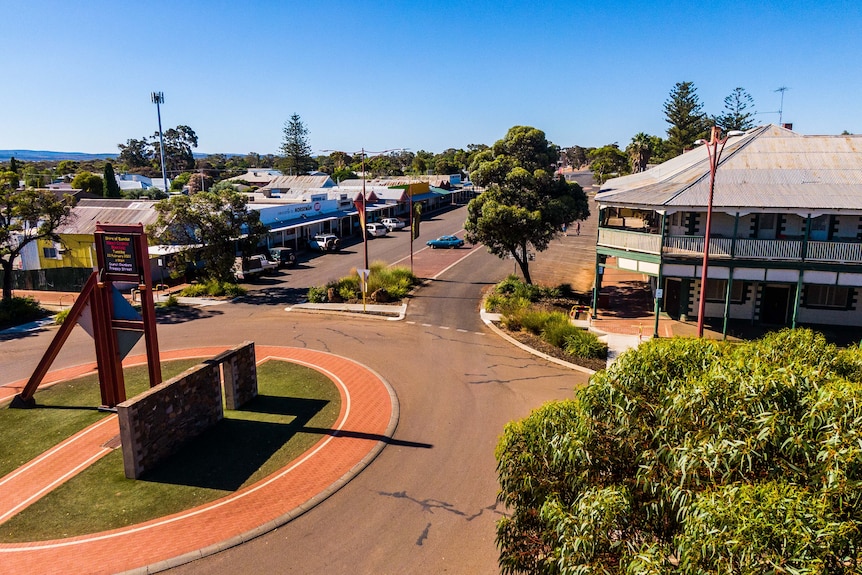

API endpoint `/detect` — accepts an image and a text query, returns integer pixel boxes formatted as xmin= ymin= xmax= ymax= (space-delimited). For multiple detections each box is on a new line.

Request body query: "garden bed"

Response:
xmin=497 ymin=323 xmax=608 ymax=372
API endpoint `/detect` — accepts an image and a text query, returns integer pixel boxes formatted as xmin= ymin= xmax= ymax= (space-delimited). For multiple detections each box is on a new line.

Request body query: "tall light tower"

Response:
xmin=151 ymin=92 xmax=168 ymax=192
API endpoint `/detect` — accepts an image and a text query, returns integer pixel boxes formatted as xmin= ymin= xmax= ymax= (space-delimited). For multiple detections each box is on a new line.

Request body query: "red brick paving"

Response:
xmin=0 ymin=346 xmax=395 ymax=575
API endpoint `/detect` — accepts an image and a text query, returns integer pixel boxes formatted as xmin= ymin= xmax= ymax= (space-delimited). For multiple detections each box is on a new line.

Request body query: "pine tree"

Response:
xmin=716 ymin=87 xmax=757 ymax=131
xmin=664 ymin=81 xmax=709 ymax=158
xmin=9 ymin=157 xmax=19 ymax=174
xmin=280 ymin=113 xmax=314 ymax=175
xmin=103 ymin=162 xmax=122 ymax=198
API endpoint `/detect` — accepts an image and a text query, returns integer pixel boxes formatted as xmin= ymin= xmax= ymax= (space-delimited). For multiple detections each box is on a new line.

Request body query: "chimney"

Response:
xmin=781 ymin=123 xmax=793 ymax=130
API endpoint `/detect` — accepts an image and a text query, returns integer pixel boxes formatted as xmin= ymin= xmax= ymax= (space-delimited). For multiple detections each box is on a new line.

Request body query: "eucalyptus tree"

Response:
xmin=497 ymin=329 xmax=862 ymax=573
xmin=0 ymin=171 xmax=75 ymax=301
xmin=465 ymin=126 xmax=589 ymax=284
xmin=148 ymin=188 xmax=267 ymax=283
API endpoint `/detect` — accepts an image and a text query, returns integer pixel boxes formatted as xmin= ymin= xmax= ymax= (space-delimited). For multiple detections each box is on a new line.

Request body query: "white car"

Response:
xmin=381 ymin=218 xmax=407 ymax=231
xmin=249 ymin=254 xmax=278 ymax=274
xmin=308 ymin=234 xmax=340 ymax=251
xmin=365 ymin=222 xmax=389 ymax=237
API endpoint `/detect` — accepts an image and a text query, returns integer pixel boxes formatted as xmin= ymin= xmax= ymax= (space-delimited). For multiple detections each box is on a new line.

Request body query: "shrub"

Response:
xmin=307 ymin=286 xmax=327 ymax=303
xmin=509 ymin=309 xmax=555 ymax=335
xmin=180 ymin=280 xmax=245 ymax=298
xmin=563 ymin=329 xmax=608 ymax=359
xmin=310 ymin=263 xmax=418 ymax=304
xmin=158 ymin=294 xmax=180 ymax=307
xmin=0 ymin=296 xmax=47 ymax=329
xmin=54 ymin=308 xmax=71 ymax=325
xmin=539 ymin=313 xmax=580 ymax=347
xmin=494 ymin=275 xmax=542 ymax=302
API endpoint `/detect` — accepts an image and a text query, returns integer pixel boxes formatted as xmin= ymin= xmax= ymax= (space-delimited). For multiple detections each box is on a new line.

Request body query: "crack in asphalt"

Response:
xmin=325 ymin=327 xmax=364 ymax=344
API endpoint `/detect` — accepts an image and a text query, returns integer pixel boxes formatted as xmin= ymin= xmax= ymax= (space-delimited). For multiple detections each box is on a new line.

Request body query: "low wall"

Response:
xmin=117 ymin=342 xmax=259 ymax=479
xmin=217 ymin=341 xmax=258 ymax=410
xmin=118 ymin=362 xmax=223 ymax=479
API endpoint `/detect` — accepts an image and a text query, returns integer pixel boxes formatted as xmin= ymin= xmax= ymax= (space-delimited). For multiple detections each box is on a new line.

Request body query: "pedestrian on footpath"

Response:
xmin=562 ymin=222 xmax=568 ymax=236
xmin=575 ymin=221 xmax=581 ymax=236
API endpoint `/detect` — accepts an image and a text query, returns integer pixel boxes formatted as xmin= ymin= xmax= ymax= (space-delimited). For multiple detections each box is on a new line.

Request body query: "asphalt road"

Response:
xmin=0 ymin=204 xmax=587 ymax=574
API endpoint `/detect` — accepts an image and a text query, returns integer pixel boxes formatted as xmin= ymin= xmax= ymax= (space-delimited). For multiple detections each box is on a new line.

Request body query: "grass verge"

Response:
xmin=0 ymin=359 xmax=201 ymax=478
xmin=0 ymin=360 xmax=340 ymax=542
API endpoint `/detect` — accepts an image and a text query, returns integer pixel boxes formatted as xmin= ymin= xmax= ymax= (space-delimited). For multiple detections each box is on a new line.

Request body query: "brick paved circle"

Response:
xmin=0 ymin=346 xmax=397 ymax=575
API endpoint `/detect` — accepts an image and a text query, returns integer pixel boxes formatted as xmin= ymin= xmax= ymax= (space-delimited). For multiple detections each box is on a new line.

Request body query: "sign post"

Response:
xmin=13 ymin=223 xmax=162 ymax=410
xmin=357 ymin=268 xmax=370 ymax=313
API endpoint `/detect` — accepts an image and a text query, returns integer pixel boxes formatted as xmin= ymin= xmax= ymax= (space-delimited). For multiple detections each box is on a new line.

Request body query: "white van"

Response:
xmin=365 ymin=222 xmax=389 ymax=237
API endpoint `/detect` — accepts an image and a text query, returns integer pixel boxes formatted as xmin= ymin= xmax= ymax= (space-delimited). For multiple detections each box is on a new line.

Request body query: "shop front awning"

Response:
xmin=269 ymin=214 xmax=342 ymax=233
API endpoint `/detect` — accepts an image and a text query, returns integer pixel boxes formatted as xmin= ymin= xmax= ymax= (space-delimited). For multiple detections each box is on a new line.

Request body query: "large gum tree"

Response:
xmin=465 ymin=126 xmax=589 ymax=284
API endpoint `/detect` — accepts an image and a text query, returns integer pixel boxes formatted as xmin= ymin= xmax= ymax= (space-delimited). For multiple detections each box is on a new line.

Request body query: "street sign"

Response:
xmin=357 ymin=268 xmax=370 ymax=293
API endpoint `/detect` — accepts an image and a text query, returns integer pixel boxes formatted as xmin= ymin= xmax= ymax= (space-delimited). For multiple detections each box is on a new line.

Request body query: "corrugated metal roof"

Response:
xmin=597 ymin=124 xmax=862 ymax=213
xmin=259 ymin=175 xmax=335 ymax=191
xmin=57 ymin=199 xmax=161 ymax=235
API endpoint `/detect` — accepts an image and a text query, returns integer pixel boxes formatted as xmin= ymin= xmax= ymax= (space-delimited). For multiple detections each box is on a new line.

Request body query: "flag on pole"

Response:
xmin=354 ymin=195 xmax=366 ymax=228
xmin=412 ymin=202 xmax=422 ymax=240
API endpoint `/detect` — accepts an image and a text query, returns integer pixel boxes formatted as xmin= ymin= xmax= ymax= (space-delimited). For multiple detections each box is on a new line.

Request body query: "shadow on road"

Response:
xmin=155 ymin=306 xmax=225 ymax=324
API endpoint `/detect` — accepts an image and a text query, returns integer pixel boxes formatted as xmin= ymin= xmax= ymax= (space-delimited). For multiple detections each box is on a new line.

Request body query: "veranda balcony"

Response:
xmin=597 ymin=228 xmax=862 ymax=265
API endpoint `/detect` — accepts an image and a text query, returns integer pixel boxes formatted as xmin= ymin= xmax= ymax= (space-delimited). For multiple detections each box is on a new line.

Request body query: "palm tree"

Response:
xmin=627 ymin=133 xmax=652 ymax=173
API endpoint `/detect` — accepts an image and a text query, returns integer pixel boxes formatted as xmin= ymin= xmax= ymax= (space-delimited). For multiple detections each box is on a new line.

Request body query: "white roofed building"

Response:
xmin=594 ymin=124 xmax=862 ymax=333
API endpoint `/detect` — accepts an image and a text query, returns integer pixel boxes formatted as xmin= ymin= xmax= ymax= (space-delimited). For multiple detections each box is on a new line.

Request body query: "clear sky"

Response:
xmin=2 ymin=0 xmax=860 ymax=156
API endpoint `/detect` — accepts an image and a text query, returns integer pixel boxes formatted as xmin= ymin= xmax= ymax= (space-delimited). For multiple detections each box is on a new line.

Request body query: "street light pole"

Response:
xmin=694 ymin=126 xmax=744 ymax=337
xmin=151 ymin=92 xmax=168 ymax=193
xmin=360 ymin=148 xmax=369 ymax=271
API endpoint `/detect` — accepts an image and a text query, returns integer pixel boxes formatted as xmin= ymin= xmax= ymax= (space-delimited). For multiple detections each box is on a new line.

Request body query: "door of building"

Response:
xmin=663 ymin=279 xmax=682 ymax=319
xmin=760 ymin=285 xmax=790 ymax=325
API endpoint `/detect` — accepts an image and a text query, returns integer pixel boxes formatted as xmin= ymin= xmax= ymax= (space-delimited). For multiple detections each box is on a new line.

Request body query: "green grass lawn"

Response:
xmin=0 ymin=359 xmax=201 ymax=478
xmin=0 ymin=360 xmax=340 ymax=542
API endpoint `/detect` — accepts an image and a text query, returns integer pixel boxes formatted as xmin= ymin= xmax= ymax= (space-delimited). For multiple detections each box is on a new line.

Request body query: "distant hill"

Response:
xmin=0 ymin=150 xmax=117 ymax=162
xmin=1 ymin=150 xmax=214 ymax=162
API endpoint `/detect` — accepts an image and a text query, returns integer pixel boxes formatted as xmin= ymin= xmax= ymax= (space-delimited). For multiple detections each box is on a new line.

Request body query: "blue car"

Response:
xmin=426 ymin=235 xmax=465 ymax=249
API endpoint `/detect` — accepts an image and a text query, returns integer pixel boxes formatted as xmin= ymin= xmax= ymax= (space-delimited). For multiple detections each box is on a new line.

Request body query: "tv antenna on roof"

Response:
xmin=756 ymin=86 xmax=790 ymax=126
xmin=774 ymin=86 xmax=789 ymax=125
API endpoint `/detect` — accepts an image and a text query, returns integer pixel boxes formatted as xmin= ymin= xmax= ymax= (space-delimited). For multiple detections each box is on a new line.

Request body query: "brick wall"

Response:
xmin=217 ymin=341 xmax=258 ymax=410
xmin=118 ymin=361 xmax=224 ymax=479
xmin=118 ymin=343 xmax=260 ymax=479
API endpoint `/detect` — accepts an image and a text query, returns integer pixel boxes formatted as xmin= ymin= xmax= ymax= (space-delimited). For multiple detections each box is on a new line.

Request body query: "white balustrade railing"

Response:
xmin=806 ymin=241 xmax=862 ymax=263
xmin=598 ymin=228 xmax=862 ymax=264
xmin=733 ymin=239 xmax=802 ymax=260
xmin=597 ymin=229 xmax=662 ymax=254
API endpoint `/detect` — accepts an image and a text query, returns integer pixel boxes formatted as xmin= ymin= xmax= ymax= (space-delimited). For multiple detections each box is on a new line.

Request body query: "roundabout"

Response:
xmin=0 ymin=346 xmax=397 ymax=575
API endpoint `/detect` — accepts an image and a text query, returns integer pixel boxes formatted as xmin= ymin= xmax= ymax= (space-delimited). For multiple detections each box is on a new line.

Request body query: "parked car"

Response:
xmin=308 ymin=234 xmax=340 ymax=252
xmin=381 ymin=217 xmax=407 ymax=231
xmin=365 ymin=222 xmax=389 ymax=237
xmin=269 ymin=246 xmax=296 ymax=268
xmin=232 ymin=256 xmax=264 ymax=281
xmin=426 ymin=235 xmax=465 ymax=249
xmin=249 ymin=254 xmax=278 ymax=274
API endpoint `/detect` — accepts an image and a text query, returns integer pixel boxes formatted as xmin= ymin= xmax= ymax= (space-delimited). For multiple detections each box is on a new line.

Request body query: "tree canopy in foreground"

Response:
xmin=465 ymin=126 xmax=589 ymax=284
xmin=496 ymin=329 xmax=862 ymax=574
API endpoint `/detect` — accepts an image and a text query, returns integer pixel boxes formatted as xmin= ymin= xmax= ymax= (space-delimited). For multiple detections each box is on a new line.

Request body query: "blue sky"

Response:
xmin=2 ymin=0 xmax=860 ymax=156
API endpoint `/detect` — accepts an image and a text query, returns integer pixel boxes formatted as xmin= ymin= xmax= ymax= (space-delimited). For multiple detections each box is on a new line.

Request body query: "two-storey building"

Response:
xmin=594 ymin=124 xmax=862 ymax=335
